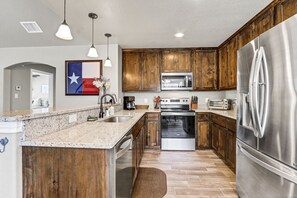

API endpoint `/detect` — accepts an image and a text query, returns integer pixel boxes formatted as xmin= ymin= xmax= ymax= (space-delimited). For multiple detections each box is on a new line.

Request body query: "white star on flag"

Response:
xmin=68 ymin=72 xmax=80 ymax=84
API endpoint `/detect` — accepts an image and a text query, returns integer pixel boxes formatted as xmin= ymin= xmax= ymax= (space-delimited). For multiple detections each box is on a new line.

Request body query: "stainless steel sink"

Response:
xmin=102 ymin=115 xmax=132 ymax=123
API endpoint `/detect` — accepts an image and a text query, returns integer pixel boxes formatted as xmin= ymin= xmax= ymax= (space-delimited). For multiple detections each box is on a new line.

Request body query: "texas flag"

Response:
xmin=66 ymin=61 xmax=100 ymax=94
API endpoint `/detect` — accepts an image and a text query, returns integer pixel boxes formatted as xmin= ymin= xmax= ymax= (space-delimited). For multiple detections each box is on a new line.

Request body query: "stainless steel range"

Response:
xmin=160 ymin=98 xmax=195 ymax=150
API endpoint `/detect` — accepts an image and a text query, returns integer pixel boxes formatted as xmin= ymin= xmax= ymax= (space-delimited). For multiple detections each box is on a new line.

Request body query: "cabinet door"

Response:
xmin=226 ymin=131 xmax=236 ymax=169
xmin=218 ymin=45 xmax=228 ymax=89
xmin=238 ymin=24 xmax=254 ymax=48
xmin=211 ymin=123 xmax=219 ymax=151
xmin=147 ymin=120 xmax=159 ymax=146
xmin=253 ymin=8 xmax=274 ymax=37
xmin=122 ymin=52 xmax=142 ymax=91
xmin=142 ymin=51 xmax=161 ymax=91
xmin=193 ymin=50 xmax=217 ymax=90
xmin=282 ymin=0 xmax=297 ymax=20
xmin=132 ymin=138 xmax=137 ymax=183
xmin=227 ymin=37 xmax=238 ymax=89
xmin=197 ymin=121 xmax=210 ymax=149
xmin=218 ymin=126 xmax=227 ymax=159
xmin=162 ymin=49 xmax=191 ymax=72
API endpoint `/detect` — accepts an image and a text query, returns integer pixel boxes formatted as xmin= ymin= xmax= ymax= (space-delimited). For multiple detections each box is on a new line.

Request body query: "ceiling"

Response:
xmin=1 ymin=0 xmax=272 ymax=48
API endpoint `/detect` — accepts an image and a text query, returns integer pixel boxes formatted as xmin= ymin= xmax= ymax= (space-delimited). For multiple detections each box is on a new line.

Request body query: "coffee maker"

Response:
xmin=123 ymin=96 xmax=136 ymax=110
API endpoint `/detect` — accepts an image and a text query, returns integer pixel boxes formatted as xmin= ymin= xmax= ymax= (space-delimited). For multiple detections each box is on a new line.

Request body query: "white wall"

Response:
xmin=0 ymin=44 xmax=121 ymax=113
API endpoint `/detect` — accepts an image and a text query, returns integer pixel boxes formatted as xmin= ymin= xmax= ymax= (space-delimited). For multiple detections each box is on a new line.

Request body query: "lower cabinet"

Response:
xmin=196 ymin=113 xmax=211 ymax=149
xmin=132 ymin=115 xmax=146 ymax=184
xmin=146 ymin=112 xmax=160 ymax=147
xmin=197 ymin=113 xmax=236 ymax=172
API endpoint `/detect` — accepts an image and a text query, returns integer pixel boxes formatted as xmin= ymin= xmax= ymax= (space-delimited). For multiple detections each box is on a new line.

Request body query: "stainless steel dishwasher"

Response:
xmin=114 ymin=133 xmax=133 ymax=198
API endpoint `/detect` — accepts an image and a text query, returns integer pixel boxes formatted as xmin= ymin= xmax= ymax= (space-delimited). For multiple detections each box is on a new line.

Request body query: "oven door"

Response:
xmin=161 ymin=111 xmax=196 ymax=150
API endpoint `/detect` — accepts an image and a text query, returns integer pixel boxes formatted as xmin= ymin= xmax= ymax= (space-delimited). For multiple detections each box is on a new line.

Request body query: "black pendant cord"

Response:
xmin=107 ymin=36 xmax=109 ymax=58
xmin=64 ymin=0 xmax=66 ymax=21
xmin=92 ymin=18 xmax=94 ymax=46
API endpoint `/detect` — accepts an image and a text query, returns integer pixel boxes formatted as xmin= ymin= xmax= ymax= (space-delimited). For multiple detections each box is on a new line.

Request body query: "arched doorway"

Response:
xmin=3 ymin=62 xmax=56 ymax=112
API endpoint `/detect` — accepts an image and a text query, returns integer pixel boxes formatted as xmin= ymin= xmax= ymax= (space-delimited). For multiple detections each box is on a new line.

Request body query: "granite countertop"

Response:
xmin=21 ymin=110 xmax=147 ymax=149
xmin=195 ymin=108 xmax=236 ymax=120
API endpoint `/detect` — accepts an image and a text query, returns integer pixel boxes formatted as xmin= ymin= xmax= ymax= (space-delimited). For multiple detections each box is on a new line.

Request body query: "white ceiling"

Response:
xmin=1 ymin=0 xmax=272 ymax=48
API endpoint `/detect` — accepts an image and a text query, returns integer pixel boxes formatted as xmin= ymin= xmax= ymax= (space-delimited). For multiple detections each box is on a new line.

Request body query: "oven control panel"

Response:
xmin=161 ymin=98 xmax=190 ymax=105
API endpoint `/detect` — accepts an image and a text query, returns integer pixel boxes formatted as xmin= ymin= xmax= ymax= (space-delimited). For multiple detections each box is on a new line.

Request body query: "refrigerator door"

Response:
xmin=257 ymin=15 xmax=297 ymax=169
xmin=237 ymin=38 xmax=259 ymax=149
xmin=237 ymin=140 xmax=297 ymax=198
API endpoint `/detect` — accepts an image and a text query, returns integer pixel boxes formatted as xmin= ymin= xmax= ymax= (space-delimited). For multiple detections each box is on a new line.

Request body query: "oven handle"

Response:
xmin=161 ymin=112 xmax=195 ymax=116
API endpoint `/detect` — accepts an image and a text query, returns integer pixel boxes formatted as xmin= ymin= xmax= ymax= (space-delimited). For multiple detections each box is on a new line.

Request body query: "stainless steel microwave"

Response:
xmin=161 ymin=72 xmax=193 ymax=91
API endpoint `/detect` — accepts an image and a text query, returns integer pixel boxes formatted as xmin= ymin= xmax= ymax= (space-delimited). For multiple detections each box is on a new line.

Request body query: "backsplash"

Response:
xmin=123 ymin=91 xmax=235 ymax=109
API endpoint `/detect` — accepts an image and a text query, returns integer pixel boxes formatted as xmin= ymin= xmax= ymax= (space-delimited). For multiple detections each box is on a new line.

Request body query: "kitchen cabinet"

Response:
xmin=193 ymin=50 xmax=217 ymax=90
xmin=218 ymin=45 xmax=228 ymax=89
xmin=146 ymin=112 xmax=160 ymax=147
xmin=210 ymin=114 xmax=236 ymax=172
xmin=123 ymin=51 xmax=142 ymax=91
xmin=196 ymin=113 xmax=211 ymax=149
xmin=253 ymin=8 xmax=274 ymax=38
xmin=227 ymin=37 xmax=238 ymax=89
xmin=218 ymin=37 xmax=238 ymax=90
xmin=161 ymin=49 xmax=192 ymax=72
xmin=238 ymin=23 xmax=254 ymax=49
xmin=132 ymin=115 xmax=146 ymax=183
xmin=122 ymin=50 xmax=161 ymax=92
xmin=275 ymin=0 xmax=297 ymax=24
xmin=22 ymin=147 xmax=110 ymax=197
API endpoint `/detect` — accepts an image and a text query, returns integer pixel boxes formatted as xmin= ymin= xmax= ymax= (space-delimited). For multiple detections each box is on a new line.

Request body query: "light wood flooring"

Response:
xmin=140 ymin=149 xmax=238 ymax=198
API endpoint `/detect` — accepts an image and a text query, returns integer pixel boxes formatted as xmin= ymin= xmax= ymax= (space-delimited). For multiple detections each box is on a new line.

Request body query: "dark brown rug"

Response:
xmin=132 ymin=167 xmax=167 ymax=198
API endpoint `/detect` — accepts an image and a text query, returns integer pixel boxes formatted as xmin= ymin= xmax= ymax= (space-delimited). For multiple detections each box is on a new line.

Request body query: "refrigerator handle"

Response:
xmin=249 ymin=49 xmax=259 ymax=137
xmin=238 ymin=143 xmax=297 ymax=184
xmin=251 ymin=47 xmax=269 ymax=138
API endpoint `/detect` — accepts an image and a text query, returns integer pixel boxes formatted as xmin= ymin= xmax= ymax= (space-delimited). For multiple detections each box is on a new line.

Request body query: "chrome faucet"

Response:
xmin=99 ymin=94 xmax=116 ymax=118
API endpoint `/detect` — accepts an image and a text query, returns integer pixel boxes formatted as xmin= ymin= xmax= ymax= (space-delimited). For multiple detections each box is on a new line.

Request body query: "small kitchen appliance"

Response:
xmin=123 ymin=96 xmax=135 ymax=110
xmin=207 ymin=99 xmax=231 ymax=110
xmin=161 ymin=72 xmax=193 ymax=91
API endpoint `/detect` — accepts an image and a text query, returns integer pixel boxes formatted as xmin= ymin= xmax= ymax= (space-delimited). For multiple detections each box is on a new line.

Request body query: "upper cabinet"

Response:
xmin=275 ymin=0 xmax=297 ymax=24
xmin=193 ymin=50 xmax=217 ymax=91
xmin=123 ymin=50 xmax=161 ymax=92
xmin=123 ymin=52 xmax=142 ymax=91
xmin=161 ymin=49 xmax=192 ymax=72
xmin=253 ymin=8 xmax=274 ymax=37
xmin=218 ymin=45 xmax=228 ymax=89
xmin=227 ymin=37 xmax=238 ymax=89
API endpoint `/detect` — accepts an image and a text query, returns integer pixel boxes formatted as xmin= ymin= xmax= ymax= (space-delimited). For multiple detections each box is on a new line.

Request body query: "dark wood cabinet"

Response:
xmin=210 ymin=114 xmax=236 ymax=172
xmin=123 ymin=50 xmax=161 ymax=92
xmin=142 ymin=52 xmax=161 ymax=91
xmin=196 ymin=113 xmax=211 ymax=149
xmin=132 ymin=115 xmax=146 ymax=183
xmin=275 ymin=0 xmax=297 ymax=24
xmin=123 ymin=52 xmax=142 ymax=91
xmin=253 ymin=8 xmax=275 ymax=37
xmin=146 ymin=112 xmax=160 ymax=147
xmin=238 ymin=23 xmax=255 ymax=49
xmin=227 ymin=37 xmax=238 ymax=89
xmin=162 ymin=49 xmax=192 ymax=72
xmin=193 ymin=50 xmax=217 ymax=90
xmin=218 ymin=45 xmax=228 ymax=89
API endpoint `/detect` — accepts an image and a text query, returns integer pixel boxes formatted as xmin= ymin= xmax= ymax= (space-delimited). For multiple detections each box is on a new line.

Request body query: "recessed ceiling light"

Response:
xmin=174 ymin=33 xmax=184 ymax=38
xmin=20 ymin=21 xmax=43 ymax=33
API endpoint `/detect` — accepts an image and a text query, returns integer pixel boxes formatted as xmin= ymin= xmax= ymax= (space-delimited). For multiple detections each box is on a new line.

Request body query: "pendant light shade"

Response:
xmin=88 ymin=45 xmax=98 ymax=58
xmin=104 ymin=33 xmax=112 ymax=67
xmin=87 ymin=13 xmax=98 ymax=58
xmin=56 ymin=0 xmax=73 ymax=40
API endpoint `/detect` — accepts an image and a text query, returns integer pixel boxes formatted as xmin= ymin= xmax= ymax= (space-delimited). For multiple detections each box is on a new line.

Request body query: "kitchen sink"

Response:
xmin=102 ymin=115 xmax=132 ymax=123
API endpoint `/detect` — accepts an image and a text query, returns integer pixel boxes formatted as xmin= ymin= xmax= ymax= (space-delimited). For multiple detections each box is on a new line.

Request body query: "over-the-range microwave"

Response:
xmin=161 ymin=72 xmax=193 ymax=91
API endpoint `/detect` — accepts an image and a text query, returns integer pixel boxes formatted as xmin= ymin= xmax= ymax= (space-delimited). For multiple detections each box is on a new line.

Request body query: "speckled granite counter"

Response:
xmin=195 ymin=109 xmax=237 ymax=120
xmin=20 ymin=110 xmax=146 ymax=149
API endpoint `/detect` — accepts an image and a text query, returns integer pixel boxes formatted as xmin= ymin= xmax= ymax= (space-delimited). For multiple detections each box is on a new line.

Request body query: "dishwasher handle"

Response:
xmin=115 ymin=134 xmax=133 ymax=160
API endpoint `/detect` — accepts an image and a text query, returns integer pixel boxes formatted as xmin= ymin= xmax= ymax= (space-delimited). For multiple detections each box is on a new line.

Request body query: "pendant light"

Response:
xmin=104 ymin=33 xmax=112 ymax=67
xmin=55 ymin=0 xmax=73 ymax=40
xmin=87 ymin=13 xmax=98 ymax=58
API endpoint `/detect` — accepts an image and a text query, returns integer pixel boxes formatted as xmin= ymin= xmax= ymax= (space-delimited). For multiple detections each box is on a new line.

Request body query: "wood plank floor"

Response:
xmin=139 ymin=149 xmax=238 ymax=198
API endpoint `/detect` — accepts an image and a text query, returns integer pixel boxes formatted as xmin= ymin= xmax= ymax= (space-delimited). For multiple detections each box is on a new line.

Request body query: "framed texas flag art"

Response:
xmin=65 ymin=60 xmax=102 ymax=95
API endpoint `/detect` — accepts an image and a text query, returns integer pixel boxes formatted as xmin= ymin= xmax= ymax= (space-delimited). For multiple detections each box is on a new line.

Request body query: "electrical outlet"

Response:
xmin=68 ymin=114 xmax=77 ymax=123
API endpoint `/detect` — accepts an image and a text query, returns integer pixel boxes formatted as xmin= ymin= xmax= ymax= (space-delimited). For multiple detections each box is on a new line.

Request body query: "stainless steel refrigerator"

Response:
xmin=237 ymin=14 xmax=297 ymax=198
